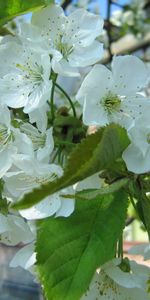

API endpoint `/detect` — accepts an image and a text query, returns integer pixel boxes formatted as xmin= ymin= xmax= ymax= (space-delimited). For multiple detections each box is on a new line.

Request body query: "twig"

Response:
xmin=62 ymin=0 xmax=72 ymax=10
xmin=107 ymin=0 xmax=113 ymax=61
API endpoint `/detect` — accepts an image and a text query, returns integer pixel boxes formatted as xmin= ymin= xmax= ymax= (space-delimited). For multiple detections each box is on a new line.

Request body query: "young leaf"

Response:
xmin=36 ymin=190 xmax=128 ymax=300
xmin=13 ymin=124 xmax=130 ymax=210
xmin=0 ymin=0 xmax=52 ymax=25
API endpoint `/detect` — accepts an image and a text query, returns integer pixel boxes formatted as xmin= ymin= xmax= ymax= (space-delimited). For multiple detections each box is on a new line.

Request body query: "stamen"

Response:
xmin=20 ymin=125 xmax=46 ymax=150
xmin=55 ymin=35 xmax=74 ymax=60
xmin=102 ymin=91 xmax=121 ymax=114
xmin=16 ymin=62 xmax=44 ymax=87
xmin=0 ymin=124 xmax=12 ymax=146
xmin=17 ymin=173 xmax=58 ymax=190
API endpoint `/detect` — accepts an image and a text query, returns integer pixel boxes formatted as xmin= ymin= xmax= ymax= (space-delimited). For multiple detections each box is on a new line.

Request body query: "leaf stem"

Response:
xmin=118 ymin=234 xmax=123 ymax=259
xmin=50 ymin=73 xmax=57 ymax=124
xmin=54 ymin=82 xmax=77 ymax=117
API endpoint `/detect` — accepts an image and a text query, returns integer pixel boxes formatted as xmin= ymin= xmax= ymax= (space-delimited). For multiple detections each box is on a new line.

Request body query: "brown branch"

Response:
xmin=62 ymin=0 xmax=72 ymax=10
xmin=125 ymin=217 xmax=135 ymax=226
xmin=106 ymin=0 xmax=113 ymax=61
xmin=100 ymin=32 xmax=150 ymax=65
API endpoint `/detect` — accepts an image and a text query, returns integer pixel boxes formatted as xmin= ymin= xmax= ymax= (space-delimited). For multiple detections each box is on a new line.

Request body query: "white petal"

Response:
xmin=82 ymin=269 xmax=150 ymax=300
xmin=0 ymin=147 xmax=17 ymax=178
xmin=0 ymin=74 xmax=28 ymax=108
xmin=13 ymin=129 xmax=34 ymax=157
xmin=19 ymin=23 xmax=43 ymax=44
xmin=112 ymin=55 xmax=148 ymax=96
xmin=4 ymin=170 xmax=35 ymax=199
xmin=76 ymin=64 xmax=113 ymax=105
xmin=20 ymin=193 xmax=61 ymax=220
xmin=37 ymin=127 xmax=54 ymax=163
xmin=76 ymin=173 xmax=101 ymax=191
xmin=0 ymin=213 xmax=10 ymax=233
xmin=123 ymin=144 xmax=150 ymax=174
xmin=55 ymin=187 xmax=75 ymax=217
xmin=52 ymin=58 xmax=80 ymax=77
xmin=29 ymin=103 xmax=49 ymax=133
xmin=10 ymin=242 xmax=36 ymax=270
xmin=32 ymin=4 xmax=65 ymax=42
xmin=66 ymin=8 xmax=104 ymax=46
xmin=55 ymin=199 xmax=75 ymax=217
xmin=105 ymin=263 xmax=144 ymax=289
xmin=83 ymin=98 xmax=108 ymax=126
xmin=0 ymin=42 xmax=22 ymax=76
xmin=82 ymin=259 xmax=150 ymax=300
xmin=23 ymin=82 xmax=51 ymax=113
xmin=69 ymin=41 xmax=103 ymax=67
xmin=0 ymin=104 xmax=11 ymax=127
xmin=116 ymin=95 xmax=150 ymax=130
xmin=0 ymin=215 xmax=34 ymax=246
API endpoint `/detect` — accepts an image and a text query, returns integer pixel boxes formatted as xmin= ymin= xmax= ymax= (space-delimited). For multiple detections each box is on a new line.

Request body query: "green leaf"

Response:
xmin=0 ymin=180 xmax=9 ymax=215
xmin=0 ymin=0 xmax=52 ymax=26
xmin=140 ymin=195 xmax=150 ymax=239
xmin=13 ymin=124 xmax=130 ymax=210
xmin=36 ymin=190 xmax=128 ymax=300
xmin=63 ymin=178 xmax=129 ymax=200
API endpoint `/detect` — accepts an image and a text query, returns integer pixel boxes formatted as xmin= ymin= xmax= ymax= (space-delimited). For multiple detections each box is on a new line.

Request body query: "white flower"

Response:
xmin=0 ymin=104 xmax=33 ymax=178
xmin=4 ymin=155 xmax=75 ymax=219
xmin=0 ymin=104 xmax=17 ymax=178
xmin=28 ymin=102 xmax=49 ymax=133
xmin=0 ymin=213 xmax=34 ymax=246
xmin=31 ymin=4 xmax=103 ymax=76
xmin=20 ymin=123 xmax=54 ymax=163
xmin=10 ymin=242 xmax=36 ymax=273
xmin=122 ymin=11 xmax=134 ymax=26
xmin=0 ymin=41 xmax=52 ymax=113
xmin=76 ymin=55 xmax=149 ymax=129
xmin=82 ymin=258 xmax=150 ymax=300
xmin=122 ymin=113 xmax=150 ymax=173
xmin=111 ymin=10 xmax=123 ymax=27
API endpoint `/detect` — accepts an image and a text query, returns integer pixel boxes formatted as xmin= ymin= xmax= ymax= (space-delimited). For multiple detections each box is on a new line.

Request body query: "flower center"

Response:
xmin=55 ymin=36 xmax=74 ymax=60
xmin=20 ymin=124 xmax=46 ymax=151
xmin=20 ymin=173 xmax=58 ymax=186
xmin=16 ymin=62 xmax=44 ymax=86
xmin=102 ymin=91 xmax=121 ymax=114
xmin=0 ymin=124 xmax=12 ymax=147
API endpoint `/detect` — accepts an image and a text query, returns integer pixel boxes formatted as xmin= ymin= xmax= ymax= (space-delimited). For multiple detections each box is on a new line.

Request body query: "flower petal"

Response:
xmin=76 ymin=64 xmax=113 ymax=105
xmin=112 ymin=55 xmax=148 ymax=96
xmin=69 ymin=40 xmax=103 ymax=67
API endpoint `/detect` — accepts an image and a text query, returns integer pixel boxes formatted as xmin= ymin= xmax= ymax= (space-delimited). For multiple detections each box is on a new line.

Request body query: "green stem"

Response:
xmin=129 ymin=194 xmax=137 ymax=212
xmin=56 ymin=140 xmax=74 ymax=146
xmin=58 ymin=147 xmax=63 ymax=165
xmin=50 ymin=83 xmax=55 ymax=123
xmin=52 ymin=148 xmax=60 ymax=163
xmin=54 ymin=82 xmax=77 ymax=117
xmin=50 ymin=73 xmax=58 ymax=124
xmin=118 ymin=234 xmax=123 ymax=259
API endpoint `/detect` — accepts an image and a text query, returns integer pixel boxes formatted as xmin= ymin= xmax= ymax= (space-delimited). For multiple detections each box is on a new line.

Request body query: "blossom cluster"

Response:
xmin=0 ymin=3 xmax=150 ymax=299
xmin=111 ymin=0 xmax=149 ymax=38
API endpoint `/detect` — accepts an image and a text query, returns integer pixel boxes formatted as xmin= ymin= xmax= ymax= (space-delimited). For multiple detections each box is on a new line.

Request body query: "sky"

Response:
xmin=98 ymin=0 xmax=131 ymax=18
xmin=24 ymin=0 xmax=132 ymax=21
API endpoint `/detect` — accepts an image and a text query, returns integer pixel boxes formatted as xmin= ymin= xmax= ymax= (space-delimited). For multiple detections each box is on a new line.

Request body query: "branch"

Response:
xmin=62 ymin=0 xmax=72 ymax=10
xmin=106 ymin=0 xmax=113 ymax=61
xmin=101 ymin=32 xmax=150 ymax=65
